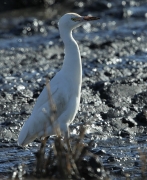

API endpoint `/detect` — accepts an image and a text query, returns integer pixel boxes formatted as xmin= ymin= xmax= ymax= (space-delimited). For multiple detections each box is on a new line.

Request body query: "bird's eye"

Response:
xmin=71 ymin=17 xmax=81 ymax=22
xmin=71 ymin=17 xmax=77 ymax=22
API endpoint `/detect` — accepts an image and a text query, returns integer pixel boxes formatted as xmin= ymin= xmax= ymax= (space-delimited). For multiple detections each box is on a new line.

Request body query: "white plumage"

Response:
xmin=18 ymin=13 xmax=99 ymax=146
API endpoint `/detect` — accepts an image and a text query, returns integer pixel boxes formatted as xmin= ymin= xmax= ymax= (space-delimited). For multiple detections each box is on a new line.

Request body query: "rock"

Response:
xmin=136 ymin=108 xmax=147 ymax=124
xmin=122 ymin=116 xmax=137 ymax=127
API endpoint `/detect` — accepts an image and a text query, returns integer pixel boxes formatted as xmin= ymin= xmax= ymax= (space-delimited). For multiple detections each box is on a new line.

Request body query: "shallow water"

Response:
xmin=0 ymin=1 xmax=147 ymax=179
xmin=1 ymin=133 xmax=147 ymax=179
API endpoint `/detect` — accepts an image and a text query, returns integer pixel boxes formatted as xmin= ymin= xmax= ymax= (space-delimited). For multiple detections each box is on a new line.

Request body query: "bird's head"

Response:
xmin=58 ymin=13 xmax=100 ymax=31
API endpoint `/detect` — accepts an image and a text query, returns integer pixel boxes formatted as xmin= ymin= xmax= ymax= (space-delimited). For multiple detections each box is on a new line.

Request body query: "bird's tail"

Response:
xmin=18 ymin=118 xmax=36 ymax=147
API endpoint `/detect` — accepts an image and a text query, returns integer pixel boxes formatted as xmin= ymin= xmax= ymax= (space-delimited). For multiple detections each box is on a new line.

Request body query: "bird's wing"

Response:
xmin=18 ymin=73 xmax=70 ymax=146
xmin=32 ymin=70 xmax=70 ymax=114
xmin=32 ymin=85 xmax=57 ymax=114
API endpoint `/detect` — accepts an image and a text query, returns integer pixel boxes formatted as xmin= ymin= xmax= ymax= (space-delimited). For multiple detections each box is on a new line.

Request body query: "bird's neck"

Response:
xmin=60 ymin=29 xmax=82 ymax=83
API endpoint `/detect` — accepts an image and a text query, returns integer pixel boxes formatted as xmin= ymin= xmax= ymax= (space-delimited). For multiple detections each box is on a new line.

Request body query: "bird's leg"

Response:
xmin=40 ymin=136 xmax=49 ymax=149
xmin=45 ymin=136 xmax=49 ymax=141
xmin=64 ymin=130 xmax=72 ymax=153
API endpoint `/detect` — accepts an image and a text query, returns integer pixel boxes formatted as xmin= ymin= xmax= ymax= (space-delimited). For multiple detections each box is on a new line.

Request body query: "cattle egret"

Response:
xmin=18 ymin=13 xmax=99 ymax=146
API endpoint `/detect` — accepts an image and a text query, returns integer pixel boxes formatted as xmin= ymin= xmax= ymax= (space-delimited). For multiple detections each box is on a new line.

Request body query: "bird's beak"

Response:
xmin=82 ymin=16 xmax=100 ymax=21
xmin=71 ymin=16 xmax=100 ymax=22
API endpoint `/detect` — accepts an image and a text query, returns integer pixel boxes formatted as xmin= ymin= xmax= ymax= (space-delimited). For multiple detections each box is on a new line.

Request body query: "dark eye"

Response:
xmin=71 ymin=17 xmax=77 ymax=22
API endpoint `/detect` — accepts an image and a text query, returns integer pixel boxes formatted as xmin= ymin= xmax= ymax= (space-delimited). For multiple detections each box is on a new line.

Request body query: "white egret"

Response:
xmin=18 ymin=13 xmax=99 ymax=146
